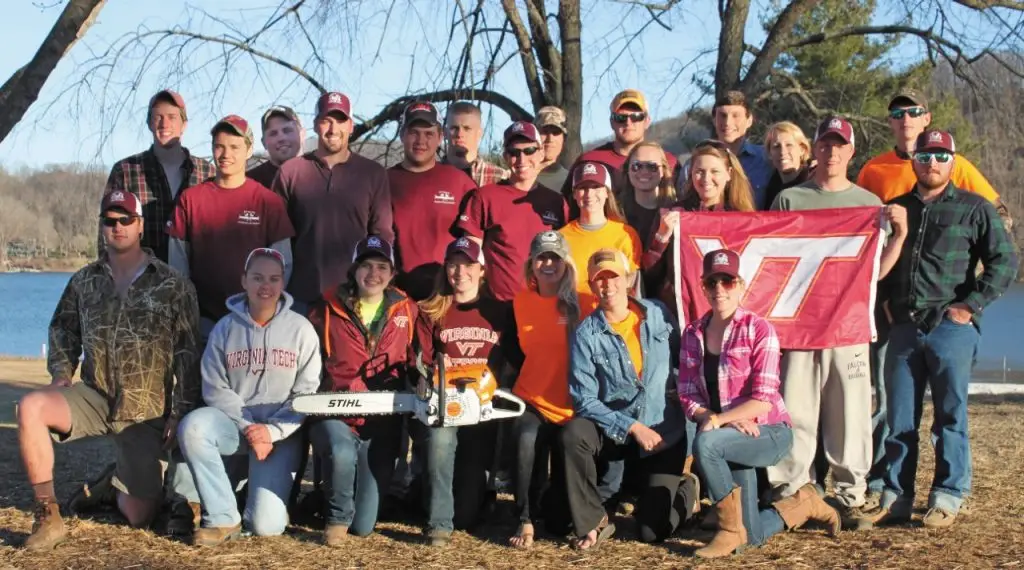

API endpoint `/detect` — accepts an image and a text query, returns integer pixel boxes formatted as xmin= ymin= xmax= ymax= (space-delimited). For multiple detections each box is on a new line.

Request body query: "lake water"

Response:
xmin=0 ymin=272 xmax=1022 ymax=375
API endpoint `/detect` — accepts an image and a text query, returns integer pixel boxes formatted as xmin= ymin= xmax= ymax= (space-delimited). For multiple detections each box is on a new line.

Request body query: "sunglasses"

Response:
xmin=888 ymin=107 xmax=927 ymax=120
xmin=506 ymin=146 xmax=540 ymax=158
xmin=630 ymin=161 xmax=661 ymax=173
xmin=611 ymin=112 xmax=647 ymax=124
xmin=912 ymin=151 xmax=953 ymax=164
xmin=100 ymin=215 xmax=137 ymax=227
xmin=702 ymin=275 xmax=739 ymax=290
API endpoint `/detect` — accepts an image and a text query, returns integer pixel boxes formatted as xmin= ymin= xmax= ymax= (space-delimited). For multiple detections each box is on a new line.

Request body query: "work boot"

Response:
xmin=193 ymin=523 xmax=242 ymax=547
xmin=426 ymin=528 xmax=451 ymax=547
xmin=772 ymin=483 xmax=841 ymax=536
xmin=922 ymin=507 xmax=958 ymax=529
xmin=851 ymin=498 xmax=913 ymax=529
xmin=695 ymin=487 xmax=747 ymax=558
xmin=324 ymin=524 xmax=349 ymax=547
xmin=66 ymin=463 xmax=116 ymax=515
xmin=25 ymin=499 xmax=66 ymax=551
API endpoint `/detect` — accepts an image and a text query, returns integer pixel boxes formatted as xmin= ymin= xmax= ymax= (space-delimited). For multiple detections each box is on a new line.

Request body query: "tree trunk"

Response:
xmin=714 ymin=0 xmax=750 ymax=98
xmin=0 ymin=0 xmax=107 ymax=144
xmin=558 ymin=0 xmax=583 ymax=166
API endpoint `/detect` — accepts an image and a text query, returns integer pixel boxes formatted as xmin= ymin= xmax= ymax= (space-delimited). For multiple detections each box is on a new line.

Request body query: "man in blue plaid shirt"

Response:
xmin=97 ymin=90 xmax=215 ymax=262
xmin=859 ymin=129 xmax=1018 ymax=530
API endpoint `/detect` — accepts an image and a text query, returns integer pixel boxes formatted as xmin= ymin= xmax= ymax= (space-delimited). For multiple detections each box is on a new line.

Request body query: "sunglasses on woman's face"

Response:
xmin=702 ymin=275 xmax=738 ymax=290
xmin=630 ymin=161 xmax=661 ymax=173
xmin=888 ymin=107 xmax=927 ymax=120
xmin=506 ymin=146 xmax=540 ymax=158
xmin=913 ymin=151 xmax=953 ymax=164
xmin=611 ymin=112 xmax=647 ymax=124
xmin=99 ymin=215 xmax=137 ymax=227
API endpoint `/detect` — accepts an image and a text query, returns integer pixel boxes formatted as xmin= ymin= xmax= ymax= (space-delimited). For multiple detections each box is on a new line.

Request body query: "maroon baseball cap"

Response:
xmin=316 ymin=91 xmax=352 ymax=120
xmin=352 ymin=235 xmax=395 ymax=265
xmin=149 ymin=89 xmax=187 ymax=120
xmin=402 ymin=101 xmax=441 ymax=127
xmin=914 ymin=130 xmax=956 ymax=154
xmin=211 ymin=115 xmax=255 ymax=146
xmin=702 ymin=249 xmax=740 ymax=279
xmin=445 ymin=237 xmax=486 ymax=266
xmin=815 ymin=116 xmax=855 ymax=148
xmin=572 ymin=161 xmax=613 ymax=189
xmin=503 ymin=121 xmax=541 ymax=147
xmin=101 ymin=190 xmax=143 ymax=217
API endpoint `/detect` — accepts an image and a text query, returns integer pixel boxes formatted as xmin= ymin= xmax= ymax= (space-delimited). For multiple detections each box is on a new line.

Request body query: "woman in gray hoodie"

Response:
xmin=178 ymin=248 xmax=321 ymax=546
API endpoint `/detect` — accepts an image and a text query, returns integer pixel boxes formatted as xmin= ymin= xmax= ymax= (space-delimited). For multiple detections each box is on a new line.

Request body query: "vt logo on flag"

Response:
xmin=672 ymin=207 xmax=885 ymax=349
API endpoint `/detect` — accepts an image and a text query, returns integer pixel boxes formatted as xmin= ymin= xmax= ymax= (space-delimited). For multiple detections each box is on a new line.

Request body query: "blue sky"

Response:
xmin=0 ymin=1 xmax=1006 ymax=170
xmin=0 ymin=1 xmax=733 ymax=170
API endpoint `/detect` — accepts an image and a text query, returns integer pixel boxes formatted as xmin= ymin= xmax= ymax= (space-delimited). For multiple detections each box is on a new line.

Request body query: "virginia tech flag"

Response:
xmin=673 ymin=207 xmax=884 ymax=350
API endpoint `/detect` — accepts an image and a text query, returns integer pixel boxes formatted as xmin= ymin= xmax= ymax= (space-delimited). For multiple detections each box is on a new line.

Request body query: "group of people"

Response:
xmin=14 ymin=84 xmax=1018 ymax=559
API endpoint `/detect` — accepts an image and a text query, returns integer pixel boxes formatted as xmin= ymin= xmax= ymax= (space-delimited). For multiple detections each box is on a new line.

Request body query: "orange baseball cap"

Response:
xmin=609 ymin=89 xmax=648 ymax=113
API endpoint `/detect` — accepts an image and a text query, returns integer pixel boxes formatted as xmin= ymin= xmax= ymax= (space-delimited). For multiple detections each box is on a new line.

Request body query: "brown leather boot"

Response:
xmin=25 ymin=499 xmax=66 ymax=551
xmin=324 ymin=524 xmax=349 ymax=547
xmin=772 ymin=483 xmax=841 ymax=536
xmin=695 ymin=487 xmax=747 ymax=558
xmin=193 ymin=523 xmax=242 ymax=547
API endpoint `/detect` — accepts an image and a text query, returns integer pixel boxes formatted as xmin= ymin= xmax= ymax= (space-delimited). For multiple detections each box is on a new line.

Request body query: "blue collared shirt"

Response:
xmin=569 ymin=298 xmax=685 ymax=448
xmin=737 ymin=140 xmax=773 ymax=209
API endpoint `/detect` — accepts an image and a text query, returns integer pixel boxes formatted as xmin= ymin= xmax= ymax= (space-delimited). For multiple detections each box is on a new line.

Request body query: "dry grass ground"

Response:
xmin=0 ymin=359 xmax=1021 ymax=569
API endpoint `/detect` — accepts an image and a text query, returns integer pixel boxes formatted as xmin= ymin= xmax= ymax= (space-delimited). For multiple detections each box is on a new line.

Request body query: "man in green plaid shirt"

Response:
xmin=860 ymin=129 xmax=1018 ymax=530
xmin=97 ymin=90 xmax=215 ymax=262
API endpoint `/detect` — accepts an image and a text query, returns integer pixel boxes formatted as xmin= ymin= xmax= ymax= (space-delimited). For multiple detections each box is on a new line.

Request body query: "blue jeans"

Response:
xmin=309 ymin=418 xmax=401 ymax=536
xmin=426 ymin=423 xmax=496 ymax=532
xmin=178 ymin=407 xmax=301 ymax=535
xmin=694 ymin=425 xmax=793 ymax=546
xmin=881 ymin=318 xmax=978 ymax=513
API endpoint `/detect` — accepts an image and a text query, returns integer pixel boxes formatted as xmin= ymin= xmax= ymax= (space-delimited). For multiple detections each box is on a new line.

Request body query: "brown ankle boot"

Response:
xmin=325 ymin=524 xmax=349 ymax=546
xmin=25 ymin=499 xmax=66 ymax=551
xmin=772 ymin=483 xmax=841 ymax=536
xmin=193 ymin=523 xmax=242 ymax=547
xmin=695 ymin=487 xmax=747 ymax=558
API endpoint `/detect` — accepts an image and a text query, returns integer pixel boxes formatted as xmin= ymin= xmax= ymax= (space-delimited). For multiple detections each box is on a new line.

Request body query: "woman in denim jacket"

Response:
xmin=679 ymin=249 xmax=839 ymax=558
xmin=562 ymin=248 xmax=698 ymax=550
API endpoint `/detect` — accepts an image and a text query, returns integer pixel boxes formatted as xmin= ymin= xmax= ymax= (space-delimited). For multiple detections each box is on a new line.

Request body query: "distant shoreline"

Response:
xmin=1 ymin=257 xmax=89 ymax=274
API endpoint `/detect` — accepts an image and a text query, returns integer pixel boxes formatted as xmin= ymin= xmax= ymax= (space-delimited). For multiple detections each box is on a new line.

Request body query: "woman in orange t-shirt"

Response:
xmin=507 ymin=230 xmax=581 ymax=548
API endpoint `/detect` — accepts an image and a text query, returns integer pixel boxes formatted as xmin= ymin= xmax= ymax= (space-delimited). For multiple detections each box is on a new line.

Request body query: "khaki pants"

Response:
xmin=51 ymin=382 xmax=168 ymax=501
xmin=767 ymin=345 xmax=872 ymax=507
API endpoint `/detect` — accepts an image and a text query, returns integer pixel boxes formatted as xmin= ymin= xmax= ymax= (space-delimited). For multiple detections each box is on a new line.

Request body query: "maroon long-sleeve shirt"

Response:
xmin=272 ymin=151 xmax=394 ymax=304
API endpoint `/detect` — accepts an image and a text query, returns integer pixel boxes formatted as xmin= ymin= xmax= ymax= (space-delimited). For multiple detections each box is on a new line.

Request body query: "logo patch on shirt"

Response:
xmin=434 ymin=190 xmax=456 ymax=205
xmin=541 ymin=210 xmax=559 ymax=225
xmin=238 ymin=210 xmax=261 ymax=225
xmin=393 ymin=315 xmax=408 ymax=328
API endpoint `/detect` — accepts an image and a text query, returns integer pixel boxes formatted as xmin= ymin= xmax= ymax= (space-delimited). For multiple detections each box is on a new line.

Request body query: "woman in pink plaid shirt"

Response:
xmin=678 ymin=249 xmax=840 ymax=558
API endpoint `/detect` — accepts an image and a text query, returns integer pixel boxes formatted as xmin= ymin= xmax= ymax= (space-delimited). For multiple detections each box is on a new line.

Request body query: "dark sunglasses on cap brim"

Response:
xmin=701 ymin=275 xmax=739 ymax=290
xmin=889 ymin=107 xmax=927 ymax=120
xmin=611 ymin=111 xmax=647 ymax=124
xmin=506 ymin=146 xmax=541 ymax=158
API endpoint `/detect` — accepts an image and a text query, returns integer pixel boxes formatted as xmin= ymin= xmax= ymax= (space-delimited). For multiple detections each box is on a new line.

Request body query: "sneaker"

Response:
xmin=65 ymin=463 xmax=117 ymax=515
xmin=426 ymin=528 xmax=451 ymax=547
xmin=837 ymin=504 xmax=871 ymax=531
xmin=958 ymin=496 xmax=972 ymax=516
xmin=324 ymin=524 xmax=349 ymax=547
xmin=24 ymin=499 xmax=66 ymax=551
xmin=922 ymin=507 xmax=957 ymax=529
xmin=193 ymin=523 xmax=242 ymax=547
xmin=851 ymin=500 xmax=912 ymax=529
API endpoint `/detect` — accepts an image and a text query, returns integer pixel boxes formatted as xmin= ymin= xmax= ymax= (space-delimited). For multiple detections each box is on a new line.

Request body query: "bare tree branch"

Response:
xmin=350 ymin=88 xmax=532 ymax=141
xmin=738 ymin=0 xmax=817 ymax=94
xmin=0 ymin=0 xmax=107 ymax=144
xmin=500 ymin=0 xmax=545 ymax=110
xmin=525 ymin=0 xmax=561 ymax=102
xmin=714 ymin=0 xmax=750 ymax=97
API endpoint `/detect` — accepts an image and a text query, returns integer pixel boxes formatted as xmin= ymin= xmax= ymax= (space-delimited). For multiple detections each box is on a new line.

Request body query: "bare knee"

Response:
xmin=17 ymin=390 xmax=71 ymax=433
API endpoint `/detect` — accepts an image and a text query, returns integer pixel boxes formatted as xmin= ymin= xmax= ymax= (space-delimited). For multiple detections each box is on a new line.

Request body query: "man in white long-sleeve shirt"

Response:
xmin=166 ymin=115 xmax=295 ymax=342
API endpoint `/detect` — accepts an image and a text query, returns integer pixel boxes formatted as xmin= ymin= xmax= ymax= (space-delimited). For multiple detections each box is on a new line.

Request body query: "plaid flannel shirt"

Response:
xmin=98 ymin=147 xmax=216 ymax=261
xmin=443 ymin=156 xmax=508 ymax=187
xmin=678 ymin=308 xmax=790 ymax=426
xmin=886 ymin=182 xmax=1019 ymax=331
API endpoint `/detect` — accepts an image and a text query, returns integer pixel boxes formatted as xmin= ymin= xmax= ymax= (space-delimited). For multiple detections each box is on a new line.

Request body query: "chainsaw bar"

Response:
xmin=291 ymin=391 xmax=419 ymax=416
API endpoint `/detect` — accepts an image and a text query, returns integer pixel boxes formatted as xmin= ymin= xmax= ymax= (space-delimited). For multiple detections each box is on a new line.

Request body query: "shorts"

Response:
xmin=51 ymin=382 xmax=168 ymax=501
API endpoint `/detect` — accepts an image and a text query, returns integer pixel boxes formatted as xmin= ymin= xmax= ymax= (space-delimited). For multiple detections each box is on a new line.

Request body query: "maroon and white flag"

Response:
xmin=673 ymin=207 xmax=884 ymax=349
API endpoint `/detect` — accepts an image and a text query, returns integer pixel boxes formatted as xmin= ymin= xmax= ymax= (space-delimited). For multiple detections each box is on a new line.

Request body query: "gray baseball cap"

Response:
xmin=530 ymin=230 xmax=570 ymax=259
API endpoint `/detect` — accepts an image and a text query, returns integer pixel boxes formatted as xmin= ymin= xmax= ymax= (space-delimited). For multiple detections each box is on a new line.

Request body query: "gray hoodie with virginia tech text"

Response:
xmin=201 ymin=291 xmax=321 ymax=441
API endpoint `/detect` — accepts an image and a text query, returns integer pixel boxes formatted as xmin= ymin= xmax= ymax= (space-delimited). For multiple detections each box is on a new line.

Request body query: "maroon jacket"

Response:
xmin=308 ymin=287 xmax=418 ymax=428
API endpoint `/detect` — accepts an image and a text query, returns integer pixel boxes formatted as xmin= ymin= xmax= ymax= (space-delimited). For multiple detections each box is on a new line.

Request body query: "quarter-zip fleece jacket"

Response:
xmin=201 ymin=291 xmax=322 ymax=441
xmin=307 ymin=287 xmax=419 ymax=429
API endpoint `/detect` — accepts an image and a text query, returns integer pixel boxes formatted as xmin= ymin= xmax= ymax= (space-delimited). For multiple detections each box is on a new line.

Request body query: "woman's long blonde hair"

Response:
xmin=763 ymin=121 xmax=812 ymax=169
xmin=619 ymin=141 xmax=678 ymax=215
xmin=419 ymin=262 xmax=490 ymax=324
xmin=522 ymin=250 xmax=581 ymax=333
xmin=679 ymin=142 xmax=756 ymax=212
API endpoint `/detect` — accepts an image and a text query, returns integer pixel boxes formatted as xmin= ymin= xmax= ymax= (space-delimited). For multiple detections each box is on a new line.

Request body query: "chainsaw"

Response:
xmin=291 ymin=357 xmax=526 ymax=427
